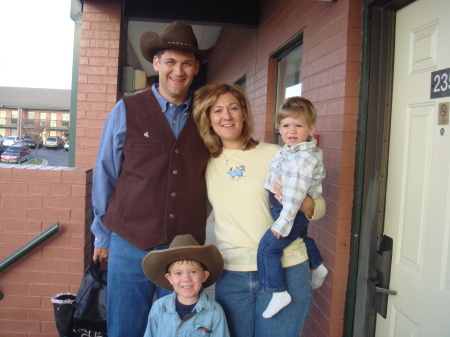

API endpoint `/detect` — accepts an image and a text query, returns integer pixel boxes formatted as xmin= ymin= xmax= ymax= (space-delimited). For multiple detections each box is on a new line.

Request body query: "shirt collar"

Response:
xmin=280 ymin=136 xmax=317 ymax=154
xmin=151 ymin=84 xmax=192 ymax=114
xmin=164 ymin=289 xmax=214 ymax=314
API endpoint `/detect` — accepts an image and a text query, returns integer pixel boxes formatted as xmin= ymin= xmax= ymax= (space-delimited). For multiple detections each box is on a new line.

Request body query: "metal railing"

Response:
xmin=0 ymin=222 xmax=59 ymax=300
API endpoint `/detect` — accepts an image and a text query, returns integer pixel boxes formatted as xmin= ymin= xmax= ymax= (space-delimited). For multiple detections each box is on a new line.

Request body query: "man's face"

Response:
xmin=153 ymin=49 xmax=200 ymax=105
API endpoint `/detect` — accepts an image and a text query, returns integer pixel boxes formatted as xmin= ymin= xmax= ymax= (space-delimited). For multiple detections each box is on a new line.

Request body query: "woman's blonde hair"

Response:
xmin=193 ymin=83 xmax=259 ymax=157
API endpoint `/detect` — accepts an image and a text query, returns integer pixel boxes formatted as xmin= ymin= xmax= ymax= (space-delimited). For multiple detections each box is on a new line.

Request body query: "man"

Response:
xmin=91 ymin=22 xmax=215 ymax=337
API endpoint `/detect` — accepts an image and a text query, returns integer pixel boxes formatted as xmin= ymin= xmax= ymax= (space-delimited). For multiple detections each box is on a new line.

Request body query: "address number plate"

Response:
xmin=431 ymin=68 xmax=450 ymax=99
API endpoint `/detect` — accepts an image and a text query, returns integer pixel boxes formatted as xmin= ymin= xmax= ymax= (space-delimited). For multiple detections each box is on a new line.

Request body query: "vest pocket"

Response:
xmin=115 ymin=178 xmax=134 ymax=220
xmin=131 ymin=142 xmax=162 ymax=150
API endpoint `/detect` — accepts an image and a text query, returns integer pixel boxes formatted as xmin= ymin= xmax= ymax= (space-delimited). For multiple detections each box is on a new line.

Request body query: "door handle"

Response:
xmin=368 ymin=234 xmax=396 ymax=318
xmin=368 ymin=278 xmax=397 ymax=295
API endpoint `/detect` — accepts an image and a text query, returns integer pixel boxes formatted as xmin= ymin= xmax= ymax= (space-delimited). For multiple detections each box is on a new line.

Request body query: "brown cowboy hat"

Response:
xmin=142 ymin=234 xmax=224 ymax=291
xmin=140 ymin=22 xmax=215 ymax=64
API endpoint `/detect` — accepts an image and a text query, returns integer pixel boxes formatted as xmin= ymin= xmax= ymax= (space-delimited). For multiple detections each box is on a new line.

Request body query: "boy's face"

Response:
xmin=279 ymin=115 xmax=316 ymax=147
xmin=165 ymin=260 xmax=210 ymax=305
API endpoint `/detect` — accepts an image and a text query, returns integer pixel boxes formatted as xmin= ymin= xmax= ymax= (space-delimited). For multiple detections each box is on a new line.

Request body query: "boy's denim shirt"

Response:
xmin=143 ymin=289 xmax=230 ymax=337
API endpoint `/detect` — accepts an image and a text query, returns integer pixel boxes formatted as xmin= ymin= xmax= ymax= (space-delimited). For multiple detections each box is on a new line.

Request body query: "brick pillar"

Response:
xmin=76 ymin=0 xmax=123 ymax=168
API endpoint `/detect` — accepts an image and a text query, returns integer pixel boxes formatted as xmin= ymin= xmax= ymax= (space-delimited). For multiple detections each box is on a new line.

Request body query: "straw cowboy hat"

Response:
xmin=142 ymin=234 xmax=224 ymax=291
xmin=140 ymin=22 xmax=215 ymax=64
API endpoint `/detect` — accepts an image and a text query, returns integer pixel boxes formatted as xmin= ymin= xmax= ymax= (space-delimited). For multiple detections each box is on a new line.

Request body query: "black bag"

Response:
xmin=73 ymin=262 xmax=108 ymax=337
xmin=51 ymin=292 xmax=76 ymax=337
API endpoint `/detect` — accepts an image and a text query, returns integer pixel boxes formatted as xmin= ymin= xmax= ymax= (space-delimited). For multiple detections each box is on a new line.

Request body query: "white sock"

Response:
xmin=311 ymin=263 xmax=328 ymax=289
xmin=262 ymin=291 xmax=292 ymax=318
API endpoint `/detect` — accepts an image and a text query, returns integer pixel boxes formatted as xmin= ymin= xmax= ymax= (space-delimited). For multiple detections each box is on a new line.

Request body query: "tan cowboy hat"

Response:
xmin=142 ymin=234 xmax=224 ymax=291
xmin=140 ymin=22 xmax=215 ymax=64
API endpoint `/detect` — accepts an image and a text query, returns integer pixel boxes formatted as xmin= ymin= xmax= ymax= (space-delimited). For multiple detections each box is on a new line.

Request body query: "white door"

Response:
xmin=375 ymin=0 xmax=450 ymax=336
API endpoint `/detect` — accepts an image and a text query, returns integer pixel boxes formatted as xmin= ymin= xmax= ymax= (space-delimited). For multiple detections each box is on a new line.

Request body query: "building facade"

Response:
xmin=1 ymin=0 xmax=449 ymax=336
xmin=0 ymin=87 xmax=71 ymax=142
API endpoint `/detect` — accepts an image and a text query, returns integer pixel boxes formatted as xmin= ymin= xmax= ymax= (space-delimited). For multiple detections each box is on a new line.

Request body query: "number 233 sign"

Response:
xmin=431 ymin=68 xmax=450 ymax=99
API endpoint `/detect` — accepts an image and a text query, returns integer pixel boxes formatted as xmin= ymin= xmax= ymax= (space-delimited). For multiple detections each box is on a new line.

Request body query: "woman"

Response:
xmin=193 ymin=83 xmax=325 ymax=336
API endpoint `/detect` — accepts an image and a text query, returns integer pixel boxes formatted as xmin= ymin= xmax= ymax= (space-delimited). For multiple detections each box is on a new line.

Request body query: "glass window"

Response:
xmin=62 ymin=113 xmax=70 ymax=127
xmin=235 ymin=75 xmax=246 ymax=91
xmin=27 ymin=111 xmax=35 ymax=125
xmin=273 ymin=38 xmax=303 ymax=145
xmin=50 ymin=113 xmax=57 ymax=127
xmin=11 ymin=111 xmax=18 ymax=124
xmin=276 ymin=46 xmax=303 ymax=101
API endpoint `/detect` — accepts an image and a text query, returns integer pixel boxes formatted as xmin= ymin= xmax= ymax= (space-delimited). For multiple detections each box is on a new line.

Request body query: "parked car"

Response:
xmin=22 ymin=135 xmax=43 ymax=148
xmin=64 ymin=141 xmax=69 ymax=151
xmin=45 ymin=136 xmax=64 ymax=149
xmin=0 ymin=142 xmax=31 ymax=164
xmin=3 ymin=136 xmax=21 ymax=147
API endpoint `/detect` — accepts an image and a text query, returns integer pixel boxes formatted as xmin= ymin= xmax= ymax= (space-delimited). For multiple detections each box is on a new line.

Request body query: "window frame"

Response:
xmin=271 ymin=31 xmax=304 ymax=145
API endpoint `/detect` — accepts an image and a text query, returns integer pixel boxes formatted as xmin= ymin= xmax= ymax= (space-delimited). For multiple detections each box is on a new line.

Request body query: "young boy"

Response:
xmin=258 ymin=96 xmax=328 ymax=318
xmin=142 ymin=234 xmax=230 ymax=337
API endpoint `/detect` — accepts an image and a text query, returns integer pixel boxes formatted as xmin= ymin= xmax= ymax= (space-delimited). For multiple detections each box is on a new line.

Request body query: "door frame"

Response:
xmin=344 ymin=0 xmax=416 ymax=336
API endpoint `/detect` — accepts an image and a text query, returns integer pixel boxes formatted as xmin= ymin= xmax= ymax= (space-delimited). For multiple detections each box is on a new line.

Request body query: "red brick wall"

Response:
xmin=76 ymin=0 xmax=123 ymax=169
xmin=0 ymin=165 xmax=93 ymax=336
xmin=206 ymin=0 xmax=362 ymax=336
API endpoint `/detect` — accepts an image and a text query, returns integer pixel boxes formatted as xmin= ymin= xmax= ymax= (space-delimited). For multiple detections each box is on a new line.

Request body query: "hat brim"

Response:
xmin=140 ymin=31 xmax=215 ymax=65
xmin=142 ymin=244 xmax=224 ymax=291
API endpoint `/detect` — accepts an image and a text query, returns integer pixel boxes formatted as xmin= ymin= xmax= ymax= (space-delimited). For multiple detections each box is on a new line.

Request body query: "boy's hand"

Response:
xmin=273 ymin=176 xmax=316 ymax=218
xmin=272 ymin=176 xmax=283 ymax=204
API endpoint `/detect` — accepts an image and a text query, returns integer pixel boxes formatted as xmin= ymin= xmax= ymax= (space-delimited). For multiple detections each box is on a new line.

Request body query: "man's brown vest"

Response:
xmin=103 ymin=89 xmax=209 ymax=250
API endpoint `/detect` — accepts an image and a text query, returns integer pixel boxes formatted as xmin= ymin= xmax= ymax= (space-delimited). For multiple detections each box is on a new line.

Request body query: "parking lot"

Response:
xmin=30 ymin=147 xmax=69 ymax=166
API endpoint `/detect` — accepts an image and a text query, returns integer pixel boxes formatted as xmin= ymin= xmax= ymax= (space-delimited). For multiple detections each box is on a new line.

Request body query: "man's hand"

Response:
xmin=93 ymin=247 xmax=109 ymax=263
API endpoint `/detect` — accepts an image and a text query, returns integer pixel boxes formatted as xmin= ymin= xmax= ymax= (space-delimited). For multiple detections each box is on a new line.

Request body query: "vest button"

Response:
xmin=169 ymin=214 xmax=174 ymax=218
xmin=173 ymin=170 xmax=178 ymax=174
xmin=171 ymin=192 xmax=176 ymax=197
xmin=175 ymin=149 xmax=179 ymax=153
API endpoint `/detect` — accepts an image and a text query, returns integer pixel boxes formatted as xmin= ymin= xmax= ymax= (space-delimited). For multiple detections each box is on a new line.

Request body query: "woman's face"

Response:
xmin=209 ymin=92 xmax=245 ymax=149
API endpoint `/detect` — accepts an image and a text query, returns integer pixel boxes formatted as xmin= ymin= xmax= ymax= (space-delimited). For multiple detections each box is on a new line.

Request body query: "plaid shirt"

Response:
xmin=264 ymin=137 xmax=325 ymax=236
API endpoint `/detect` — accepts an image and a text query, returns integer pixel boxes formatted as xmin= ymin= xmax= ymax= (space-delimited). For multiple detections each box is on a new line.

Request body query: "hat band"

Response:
xmin=167 ymin=41 xmax=197 ymax=49
xmin=165 ymin=260 xmax=208 ymax=273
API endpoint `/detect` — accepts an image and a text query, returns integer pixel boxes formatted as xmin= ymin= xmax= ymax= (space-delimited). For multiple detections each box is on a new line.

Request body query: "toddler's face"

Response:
xmin=279 ymin=115 xmax=315 ymax=147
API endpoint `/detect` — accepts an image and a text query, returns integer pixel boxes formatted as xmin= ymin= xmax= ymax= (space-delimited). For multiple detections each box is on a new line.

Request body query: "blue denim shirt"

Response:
xmin=143 ymin=290 xmax=230 ymax=337
xmin=91 ymin=84 xmax=192 ymax=248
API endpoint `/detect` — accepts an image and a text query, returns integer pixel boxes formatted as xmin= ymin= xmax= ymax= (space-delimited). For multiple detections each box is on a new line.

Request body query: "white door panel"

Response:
xmin=375 ymin=0 xmax=450 ymax=336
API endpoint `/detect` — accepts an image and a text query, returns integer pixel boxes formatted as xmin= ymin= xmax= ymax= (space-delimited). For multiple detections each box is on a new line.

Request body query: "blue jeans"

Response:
xmin=215 ymin=262 xmax=311 ymax=337
xmin=107 ymin=233 xmax=172 ymax=337
xmin=258 ymin=194 xmax=324 ymax=292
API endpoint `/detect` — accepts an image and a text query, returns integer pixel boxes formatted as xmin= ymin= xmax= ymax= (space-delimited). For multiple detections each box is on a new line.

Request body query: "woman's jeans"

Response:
xmin=215 ymin=262 xmax=311 ymax=337
xmin=107 ymin=233 xmax=172 ymax=337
